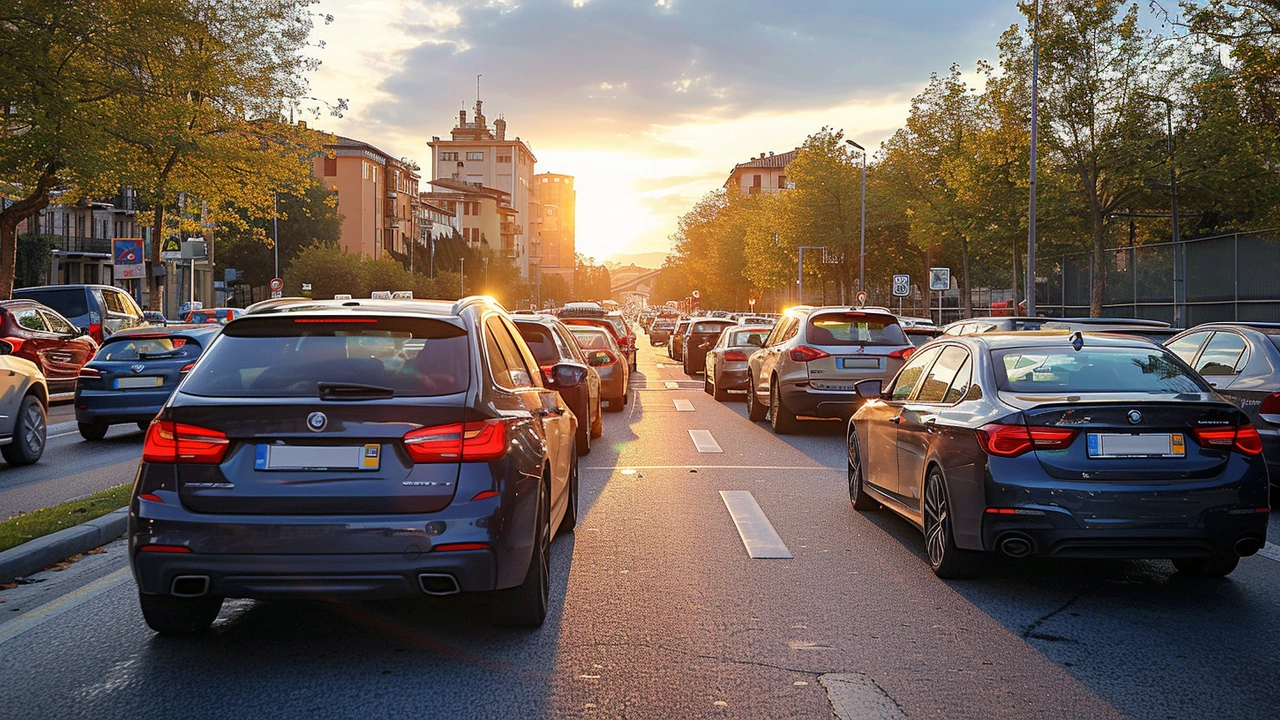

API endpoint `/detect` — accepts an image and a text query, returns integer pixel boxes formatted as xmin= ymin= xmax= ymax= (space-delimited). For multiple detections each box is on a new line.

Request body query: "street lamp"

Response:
xmin=844 ymin=139 xmax=867 ymax=294
xmin=1136 ymin=90 xmax=1182 ymax=327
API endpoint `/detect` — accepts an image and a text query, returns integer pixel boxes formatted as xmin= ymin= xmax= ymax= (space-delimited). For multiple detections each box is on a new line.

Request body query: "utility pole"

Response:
xmin=1026 ymin=0 xmax=1040 ymax=317
xmin=273 ymin=192 xmax=280 ymax=279
xmin=459 ymin=256 xmax=465 ymax=297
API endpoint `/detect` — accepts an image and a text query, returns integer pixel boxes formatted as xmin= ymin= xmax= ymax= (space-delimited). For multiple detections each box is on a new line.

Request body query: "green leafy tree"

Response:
xmin=216 ymin=177 xmax=342 ymax=290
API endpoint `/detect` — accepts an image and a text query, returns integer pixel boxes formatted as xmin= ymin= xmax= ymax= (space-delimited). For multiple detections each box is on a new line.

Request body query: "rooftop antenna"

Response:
xmin=477 ymin=74 xmax=482 ymax=103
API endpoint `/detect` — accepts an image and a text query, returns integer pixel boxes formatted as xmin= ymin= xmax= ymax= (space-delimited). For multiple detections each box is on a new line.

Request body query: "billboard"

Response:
xmin=112 ymin=238 xmax=146 ymax=279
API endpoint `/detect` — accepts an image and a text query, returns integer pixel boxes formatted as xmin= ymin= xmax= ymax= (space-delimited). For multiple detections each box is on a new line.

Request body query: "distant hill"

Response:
xmin=605 ymin=251 xmax=668 ymax=270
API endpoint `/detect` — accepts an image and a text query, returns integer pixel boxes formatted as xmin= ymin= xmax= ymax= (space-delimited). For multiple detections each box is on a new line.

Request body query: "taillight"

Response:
xmin=1261 ymin=393 xmax=1280 ymax=415
xmin=403 ymin=418 xmax=510 ymax=463
xmin=1193 ymin=424 xmax=1263 ymax=456
xmin=179 ymin=362 xmax=195 ymax=373
xmin=889 ymin=347 xmax=916 ymax=360
xmin=539 ymin=364 xmax=555 ymax=383
xmin=2 ymin=337 xmax=25 ymax=354
xmin=789 ymin=345 xmax=830 ymax=363
xmin=142 ymin=421 xmax=230 ymax=464
xmin=79 ymin=367 xmax=100 ymax=379
xmin=88 ymin=323 xmax=103 ymax=344
xmin=725 ymin=350 xmax=749 ymax=361
xmin=976 ymin=424 xmax=1078 ymax=458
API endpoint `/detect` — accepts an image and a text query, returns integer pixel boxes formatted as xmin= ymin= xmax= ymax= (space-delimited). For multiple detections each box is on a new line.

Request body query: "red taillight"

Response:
xmin=179 ymin=362 xmax=195 ymax=373
xmin=1261 ymin=393 xmax=1280 ymax=415
xmin=142 ymin=421 xmax=230 ymax=464
xmin=79 ymin=367 xmax=100 ymax=378
xmin=433 ymin=542 xmax=491 ymax=552
xmin=725 ymin=350 xmax=749 ymax=361
xmin=889 ymin=347 xmax=917 ymax=360
xmin=88 ymin=323 xmax=103 ymax=344
xmin=470 ymin=490 xmax=500 ymax=501
xmin=403 ymin=418 xmax=509 ymax=463
xmin=137 ymin=544 xmax=191 ymax=553
xmin=789 ymin=345 xmax=830 ymax=363
xmin=1194 ymin=424 xmax=1263 ymax=456
xmin=976 ymin=424 xmax=1078 ymax=458
xmin=138 ymin=493 xmax=163 ymax=503
xmin=2 ymin=337 xmax=25 ymax=354
xmin=539 ymin=364 xmax=555 ymax=382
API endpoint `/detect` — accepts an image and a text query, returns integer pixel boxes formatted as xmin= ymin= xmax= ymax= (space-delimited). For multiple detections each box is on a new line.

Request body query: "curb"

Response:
xmin=0 ymin=507 xmax=128 ymax=584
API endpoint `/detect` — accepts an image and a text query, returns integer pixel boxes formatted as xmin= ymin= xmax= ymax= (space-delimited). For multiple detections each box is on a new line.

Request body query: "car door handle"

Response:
xmin=890 ymin=415 xmax=902 ymax=424
xmin=924 ymin=417 xmax=940 ymax=433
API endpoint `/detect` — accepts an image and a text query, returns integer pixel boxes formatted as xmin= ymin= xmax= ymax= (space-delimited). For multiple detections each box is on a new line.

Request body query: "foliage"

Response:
xmin=0 ymin=483 xmax=132 ymax=552
xmin=215 ymin=177 xmax=343 ymax=289
xmin=573 ymin=254 xmax=613 ymax=302
xmin=14 ymin=235 xmax=57 ymax=289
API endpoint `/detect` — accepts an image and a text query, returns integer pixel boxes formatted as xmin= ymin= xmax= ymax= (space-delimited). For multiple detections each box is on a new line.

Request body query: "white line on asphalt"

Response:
xmin=48 ymin=421 xmax=78 ymax=435
xmin=819 ymin=673 xmax=906 ymax=720
xmin=0 ymin=566 xmax=131 ymax=646
xmin=719 ymin=490 xmax=792 ymax=559
xmin=1259 ymin=542 xmax=1280 ymax=563
xmin=656 ymin=363 xmax=664 ymax=369
xmin=48 ymin=431 xmax=78 ymax=440
xmin=688 ymin=430 xmax=722 ymax=453
xmin=583 ymin=465 xmax=843 ymax=471
xmin=674 ymin=399 xmax=695 ymax=412
xmin=664 ymin=381 xmax=679 ymax=389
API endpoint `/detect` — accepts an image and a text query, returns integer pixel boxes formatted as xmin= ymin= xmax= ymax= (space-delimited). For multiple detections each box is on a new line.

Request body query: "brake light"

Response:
xmin=1261 ymin=393 xmax=1280 ymax=415
xmin=1193 ymin=424 xmax=1263 ymax=456
xmin=137 ymin=544 xmax=191 ymax=553
xmin=2 ymin=337 xmax=24 ymax=354
xmin=179 ymin=362 xmax=195 ymax=373
xmin=539 ymin=364 xmax=555 ymax=383
xmin=725 ymin=350 xmax=749 ymax=361
xmin=88 ymin=323 xmax=103 ymax=344
xmin=976 ymin=424 xmax=1078 ymax=458
xmin=403 ymin=418 xmax=510 ymax=463
xmin=79 ymin=367 xmax=100 ymax=378
xmin=889 ymin=347 xmax=917 ymax=360
xmin=433 ymin=542 xmax=490 ymax=552
xmin=789 ymin=345 xmax=830 ymax=363
xmin=292 ymin=318 xmax=379 ymax=324
xmin=142 ymin=421 xmax=230 ymax=464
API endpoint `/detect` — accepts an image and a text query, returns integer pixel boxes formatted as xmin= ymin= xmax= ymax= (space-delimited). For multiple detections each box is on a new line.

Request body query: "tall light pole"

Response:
xmin=844 ymin=139 xmax=867 ymax=294
xmin=1026 ymin=0 xmax=1040 ymax=317
xmin=1137 ymin=91 xmax=1181 ymax=326
xmin=273 ymin=192 xmax=280 ymax=279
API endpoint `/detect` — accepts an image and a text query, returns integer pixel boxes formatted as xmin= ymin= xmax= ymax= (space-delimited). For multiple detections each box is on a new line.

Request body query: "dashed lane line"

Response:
xmin=0 ymin=566 xmax=131 ymax=646
xmin=674 ymin=399 xmax=695 ymax=412
xmin=719 ymin=490 xmax=792 ymax=559
xmin=583 ymin=465 xmax=843 ymax=471
xmin=664 ymin=381 xmax=679 ymax=389
xmin=688 ymin=430 xmax=722 ymax=453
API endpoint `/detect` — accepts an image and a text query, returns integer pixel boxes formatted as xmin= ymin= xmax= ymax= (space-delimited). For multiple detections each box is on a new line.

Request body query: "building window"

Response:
xmin=323 ymin=157 xmax=337 ymax=176
xmin=440 ymin=151 xmax=458 ymax=161
xmin=546 ymin=208 xmax=555 ymax=216
xmin=466 ymin=152 xmax=484 ymax=161
xmin=498 ymin=154 xmax=512 ymax=163
xmin=778 ymin=175 xmax=786 ymax=189
xmin=463 ymin=203 xmax=470 ymax=216
xmin=554 ymin=177 xmax=560 ymax=182
xmin=752 ymin=174 xmax=762 ymax=187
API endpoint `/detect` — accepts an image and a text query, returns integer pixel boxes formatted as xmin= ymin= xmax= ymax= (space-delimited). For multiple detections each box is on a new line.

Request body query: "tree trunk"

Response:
xmin=1011 ymin=238 xmax=1019 ymax=313
xmin=1090 ymin=208 xmax=1106 ymax=317
xmin=959 ymin=236 xmax=972 ymax=319
xmin=0 ymin=163 xmax=60 ymax=299
xmin=149 ymin=205 xmax=166 ymax=311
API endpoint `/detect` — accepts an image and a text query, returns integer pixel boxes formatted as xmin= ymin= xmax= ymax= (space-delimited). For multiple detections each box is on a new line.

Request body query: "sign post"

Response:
xmin=269 ymin=277 xmax=284 ymax=299
xmin=929 ymin=268 xmax=951 ymax=325
xmin=892 ymin=274 xmax=910 ymax=314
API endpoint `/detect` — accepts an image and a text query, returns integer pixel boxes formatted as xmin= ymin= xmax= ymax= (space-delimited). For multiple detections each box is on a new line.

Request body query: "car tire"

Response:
xmin=746 ymin=374 xmax=767 ymax=421
xmin=78 ymin=420 xmax=109 ymax=441
xmin=769 ymin=378 xmax=798 ymax=435
xmin=139 ymin=593 xmax=223 ymax=635
xmin=576 ymin=409 xmax=591 ymax=456
xmin=923 ymin=469 xmax=978 ymax=579
xmin=704 ymin=375 xmax=713 ymax=395
xmin=492 ymin=478 xmax=550 ymax=628
xmin=137 ymin=421 xmax=150 ymax=432
xmin=560 ymin=451 xmax=579 ymax=535
xmin=848 ymin=428 xmax=879 ymax=511
xmin=1172 ymin=554 xmax=1240 ymax=578
xmin=605 ymin=396 xmax=625 ymax=412
xmin=3 ymin=395 xmax=46 ymax=466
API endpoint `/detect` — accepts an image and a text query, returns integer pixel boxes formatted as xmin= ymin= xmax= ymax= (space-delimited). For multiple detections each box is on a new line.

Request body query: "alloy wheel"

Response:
xmin=24 ymin=403 xmax=45 ymax=455
xmin=923 ymin=474 xmax=949 ymax=567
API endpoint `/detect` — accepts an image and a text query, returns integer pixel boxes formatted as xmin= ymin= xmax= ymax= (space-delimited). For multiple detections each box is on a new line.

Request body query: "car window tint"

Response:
xmin=693 ymin=322 xmax=726 ymax=333
xmin=485 ymin=320 xmax=515 ymax=389
xmin=13 ymin=288 xmax=88 ymax=318
xmin=98 ymin=336 xmax=202 ymax=361
xmin=550 ymin=325 xmax=580 ymax=361
xmin=102 ymin=290 xmax=126 ymax=314
xmin=485 ymin=317 xmax=534 ymax=388
xmin=499 ymin=317 xmax=543 ymax=387
xmin=39 ymin=310 xmax=76 ymax=334
xmin=994 ymin=347 xmax=1206 ymax=394
xmin=807 ymin=313 xmax=907 ymax=346
xmin=1165 ymin=331 xmax=1211 ymax=364
xmin=514 ymin=322 xmax=561 ymax=365
xmin=781 ymin=318 xmax=801 ymax=343
xmin=943 ymin=356 xmax=973 ymax=403
xmin=571 ymin=329 xmax=610 ymax=350
xmin=730 ymin=330 xmax=767 ymax=347
xmin=916 ymin=346 xmax=968 ymax=403
xmin=1196 ymin=332 xmax=1247 ymax=376
xmin=13 ymin=308 xmax=48 ymax=332
xmin=890 ymin=346 xmax=942 ymax=401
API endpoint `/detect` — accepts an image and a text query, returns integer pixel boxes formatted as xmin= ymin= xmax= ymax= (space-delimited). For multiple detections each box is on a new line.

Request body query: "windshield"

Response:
xmin=993 ymin=347 xmax=1208 ymax=394
xmin=97 ymin=335 xmax=203 ymax=361
xmin=728 ymin=330 xmax=768 ymax=347
xmin=807 ymin=313 xmax=908 ymax=346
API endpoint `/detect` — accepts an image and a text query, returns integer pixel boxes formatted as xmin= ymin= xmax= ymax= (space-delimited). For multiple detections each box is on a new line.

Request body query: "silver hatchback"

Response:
xmin=746 ymin=306 xmax=915 ymax=434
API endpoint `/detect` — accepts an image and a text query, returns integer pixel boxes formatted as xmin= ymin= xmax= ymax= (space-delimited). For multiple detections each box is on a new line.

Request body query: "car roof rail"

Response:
xmin=451 ymin=295 xmax=507 ymax=315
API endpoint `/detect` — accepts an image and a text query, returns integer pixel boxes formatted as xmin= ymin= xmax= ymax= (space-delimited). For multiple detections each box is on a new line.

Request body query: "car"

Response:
xmin=0 ymin=341 xmax=49 ymax=466
xmin=668 ymin=318 xmax=694 ymax=361
xmin=74 ymin=324 xmax=222 ymax=440
xmin=746 ymin=306 xmax=916 ymax=433
xmin=513 ymin=314 xmax=603 ymax=455
xmin=942 ymin=316 xmax=1048 ymax=335
xmin=567 ymin=325 xmax=629 ymax=411
xmin=128 ymin=296 xmax=584 ymax=634
xmin=1040 ymin=318 xmax=1179 ymax=342
xmin=649 ymin=317 xmax=678 ymax=346
xmin=682 ymin=318 xmax=737 ymax=376
xmin=0 ymin=299 xmax=99 ymax=393
xmin=1165 ymin=322 xmax=1280 ymax=487
xmin=705 ymin=325 xmax=771 ymax=400
xmin=846 ymin=331 xmax=1270 ymax=579
xmin=13 ymin=284 xmax=148 ymax=344
xmin=560 ymin=306 xmax=637 ymax=372
xmin=143 ymin=311 xmax=169 ymax=326
xmin=735 ymin=316 xmax=775 ymax=327
xmin=184 ymin=308 xmax=244 ymax=324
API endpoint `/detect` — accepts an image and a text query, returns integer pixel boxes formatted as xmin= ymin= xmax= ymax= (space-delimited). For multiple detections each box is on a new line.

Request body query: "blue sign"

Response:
xmin=113 ymin=238 xmax=146 ymax=279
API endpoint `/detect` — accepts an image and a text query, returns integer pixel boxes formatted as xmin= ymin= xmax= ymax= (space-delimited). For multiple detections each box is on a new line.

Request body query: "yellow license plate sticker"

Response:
xmin=1170 ymin=433 xmax=1185 ymax=455
xmin=362 ymin=444 xmax=381 ymax=469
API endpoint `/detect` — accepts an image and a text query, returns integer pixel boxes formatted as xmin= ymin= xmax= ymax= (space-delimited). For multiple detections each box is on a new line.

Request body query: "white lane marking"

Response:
xmin=664 ymin=381 xmax=679 ymax=389
xmin=719 ymin=490 xmax=792 ymax=559
xmin=584 ymin=465 xmax=842 ymax=471
xmin=819 ymin=673 xmax=905 ymax=720
xmin=0 ymin=566 xmax=131 ymax=646
xmin=48 ymin=431 xmax=79 ymax=439
xmin=656 ymin=363 xmax=664 ymax=369
xmin=1259 ymin=542 xmax=1280 ymax=563
xmin=688 ymin=430 xmax=722 ymax=453
xmin=674 ymin=399 xmax=695 ymax=412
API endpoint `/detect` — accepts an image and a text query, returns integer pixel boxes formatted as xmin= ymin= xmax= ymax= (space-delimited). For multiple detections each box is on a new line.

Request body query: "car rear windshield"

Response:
xmin=807 ymin=313 xmax=907 ymax=346
xmin=728 ymin=329 xmax=768 ymax=347
xmin=608 ymin=317 xmax=629 ymax=336
xmin=514 ymin=322 xmax=561 ymax=365
xmin=180 ymin=316 xmax=470 ymax=398
xmin=993 ymin=347 xmax=1208 ymax=394
xmin=570 ymin=329 xmax=611 ymax=350
xmin=98 ymin=335 xmax=203 ymax=361
xmin=14 ymin=288 xmax=87 ymax=318
xmin=563 ymin=318 xmax=618 ymax=338
xmin=693 ymin=322 xmax=730 ymax=333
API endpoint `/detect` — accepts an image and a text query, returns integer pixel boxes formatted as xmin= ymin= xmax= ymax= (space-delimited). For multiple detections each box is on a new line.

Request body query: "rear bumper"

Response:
xmin=716 ymin=367 xmax=750 ymax=390
xmin=650 ymin=331 xmax=670 ymax=345
xmin=980 ymin=511 xmax=1269 ymax=559
xmin=779 ymin=384 xmax=862 ymax=419
xmin=75 ymin=389 xmax=170 ymax=424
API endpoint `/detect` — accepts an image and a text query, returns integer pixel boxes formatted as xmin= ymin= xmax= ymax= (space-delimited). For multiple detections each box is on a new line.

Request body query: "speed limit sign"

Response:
xmin=855 ymin=290 xmax=868 ymax=307
xmin=692 ymin=290 xmax=701 ymax=299
xmin=269 ymin=277 xmax=283 ymax=292
xmin=892 ymin=274 xmax=910 ymax=298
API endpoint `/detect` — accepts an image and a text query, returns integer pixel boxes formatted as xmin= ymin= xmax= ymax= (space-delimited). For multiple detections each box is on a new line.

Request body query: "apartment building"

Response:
xmin=313 ymin=135 xmax=420 ymax=259
xmin=724 ymin=149 xmax=798 ymax=196
xmin=423 ymin=178 xmax=516 ymax=253
xmin=534 ymin=173 xmax=575 ymax=281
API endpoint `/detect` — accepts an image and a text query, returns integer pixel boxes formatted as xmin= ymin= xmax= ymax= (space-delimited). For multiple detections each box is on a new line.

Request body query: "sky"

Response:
xmin=306 ymin=0 xmax=1027 ymax=263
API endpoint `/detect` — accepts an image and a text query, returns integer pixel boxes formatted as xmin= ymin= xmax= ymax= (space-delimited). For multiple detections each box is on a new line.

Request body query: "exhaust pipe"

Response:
xmin=998 ymin=534 xmax=1035 ymax=559
xmin=418 ymin=573 xmax=461 ymax=596
xmin=1235 ymin=537 xmax=1263 ymax=557
xmin=171 ymin=575 xmax=210 ymax=598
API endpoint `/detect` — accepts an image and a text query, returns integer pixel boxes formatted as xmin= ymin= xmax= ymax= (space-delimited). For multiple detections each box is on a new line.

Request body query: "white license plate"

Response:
xmin=1087 ymin=433 xmax=1185 ymax=458
xmin=115 ymin=376 xmax=163 ymax=389
xmin=839 ymin=357 xmax=880 ymax=370
xmin=254 ymin=444 xmax=381 ymax=471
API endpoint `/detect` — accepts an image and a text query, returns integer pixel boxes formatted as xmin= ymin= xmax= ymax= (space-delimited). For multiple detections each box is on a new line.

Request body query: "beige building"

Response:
xmin=423 ymin=178 xmax=514 ymax=253
xmin=724 ymin=149 xmax=798 ymax=196
xmin=534 ymin=173 xmax=575 ymax=279
xmin=313 ymin=135 xmax=420 ymax=259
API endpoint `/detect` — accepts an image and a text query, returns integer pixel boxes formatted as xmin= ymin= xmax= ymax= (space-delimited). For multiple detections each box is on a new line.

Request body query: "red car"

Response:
xmin=560 ymin=309 xmax=637 ymax=371
xmin=0 ymin=300 xmax=98 ymax=393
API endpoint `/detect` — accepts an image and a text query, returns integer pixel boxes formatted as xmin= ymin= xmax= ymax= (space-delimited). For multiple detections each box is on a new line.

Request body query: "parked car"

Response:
xmin=0 ymin=299 xmax=98 ymax=393
xmin=184 ymin=308 xmax=244 ymax=325
xmin=942 ymin=316 xmax=1048 ymax=335
xmin=13 ymin=284 xmax=148 ymax=344
xmin=705 ymin=325 xmax=771 ymax=400
xmin=1165 ymin=322 xmax=1280 ymax=486
xmin=0 ymin=343 xmax=49 ymax=466
xmin=129 ymin=296 xmax=584 ymax=634
xmin=682 ymin=318 xmax=737 ymax=376
xmin=1040 ymin=318 xmax=1178 ymax=342
xmin=746 ymin=306 xmax=915 ymax=433
xmin=513 ymin=314 xmax=603 ymax=455
xmin=649 ymin=317 xmax=678 ymax=346
xmin=567 ymin=325 xmax=629 ymax=411
xmin=142 ymin=311 xmax=168 ymax=326
xmin=668 ymin=318 xmax=694 ymax=361
xmin=75 ymin=325 xmax=222 ymax=440
xmin=560 ymin=306 xmax=637 ymax=372
xmin=846 ymin=332 xmax=1270 ymax=578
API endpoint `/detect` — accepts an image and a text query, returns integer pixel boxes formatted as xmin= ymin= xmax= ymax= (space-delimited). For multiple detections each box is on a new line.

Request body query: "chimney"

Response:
xmin=760 ymin=152 xmax=766 ymax=159
xmin=459 ymin=109 xmax=467 ymax=126
xmin=495 ymin=117 xmax=506 ymax=140
xmin=475 ymin=100 xmax=485 ymax=130
xmin=297 ymin=120 xmax=307 ymax=130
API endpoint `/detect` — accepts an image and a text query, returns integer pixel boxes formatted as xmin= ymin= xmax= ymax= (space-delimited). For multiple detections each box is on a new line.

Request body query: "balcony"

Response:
xmin=386 ymin=190 xmax=398 ymax=199
xmin=384 ymin=215 xmax=400 ymax=229
xmin=51 ymin=235 xmax=112 ymax=254
xmin=500 ymin=222 xmax=522 ymax=235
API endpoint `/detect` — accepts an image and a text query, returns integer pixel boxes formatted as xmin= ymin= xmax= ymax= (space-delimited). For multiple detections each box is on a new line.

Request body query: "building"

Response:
xmin=313 ymin=135 xmax=420 ymax=259
xmin=428 ymin=99 xmax=537 ymax=277
xmin=534 ymin=173 xmax=575 ymax=280
xmin=724 ymin=149 xmax=798 ymax=196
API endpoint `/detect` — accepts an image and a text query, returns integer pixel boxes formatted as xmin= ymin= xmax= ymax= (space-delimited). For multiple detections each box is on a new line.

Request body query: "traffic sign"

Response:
xmin=892 ymin=274 xmax=910 ymax=298
xmin=271 ymin=290 xmax=283 ymax=299
xmin=391 ymin=291 xmax=413 ymax=299
xmin=161 ymin=236 xmax=182 ymax=261
xmin=692 ymin=290 xmax=701 ymax=299
xmin=370 ymin=291 xmax=391 ymax=300
xmin=749 ymin=298 xmax=756 ymax=308
xmin=269 ymin=277 xmax=284 ymax=292
xmin=112 ymin=238 xmax=146 ymax=279
xmin=855 ymin=290 xmax=868 ymax=307
xmin=301 ymin=283 xmax=312 ymax=292
xmin=929 ymin=267 xmax=951 ymax=291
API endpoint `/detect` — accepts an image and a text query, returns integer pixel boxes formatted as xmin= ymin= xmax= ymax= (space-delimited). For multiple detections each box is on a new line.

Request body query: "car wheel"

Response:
xmin=848 ymin=428 xmax=879 ymax=511
xmin=769 ymin=378 xmax=798 ymax=435
xmin=78 ymin=420 xmax=108 ymax=441
xmin=492 ymin=478 xmax=550 ymax=628
xmin=139 ymin=593 xmax=223 ymax=635
xmin=576 ymin=409 xmax=591 ymax=456
xmin=3 ymin=396 xmax=46 ymax=466
xmin=923 ymin=469 xmax=978 ymax=579
xmin=746 ymin=374 xmax=767 ymax=421
xmin=137 ymin=421 xmax=150 ymax=432
xmin=1172 ymin=554 xmax=1240 ymax=578
xmin=560 ymin=451 xmax=579 ymax=535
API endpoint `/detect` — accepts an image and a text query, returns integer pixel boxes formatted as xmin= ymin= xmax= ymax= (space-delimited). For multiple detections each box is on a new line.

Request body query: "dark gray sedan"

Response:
xmin=705 ymin=325 xmax=770 ymax=400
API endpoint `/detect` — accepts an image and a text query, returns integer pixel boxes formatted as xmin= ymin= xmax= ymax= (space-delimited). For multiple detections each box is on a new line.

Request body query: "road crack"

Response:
xmin=1022 ymin=593 xmax=1082 ymax=639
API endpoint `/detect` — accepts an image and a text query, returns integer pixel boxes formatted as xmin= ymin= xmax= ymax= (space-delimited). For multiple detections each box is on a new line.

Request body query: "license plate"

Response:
xmin=1087 ymin=433 xmax=1185 ymax=458
xmin=254 ymin=444 xmax=381 ymax=471
xmin=114 ymin=376 xmax=163 ymax=389
xmin=840 ymin=357 xmax=880 ymax=370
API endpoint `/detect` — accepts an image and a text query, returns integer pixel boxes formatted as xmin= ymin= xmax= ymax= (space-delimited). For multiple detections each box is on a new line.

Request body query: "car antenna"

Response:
xmin=1071 ymin=331 xmax=1084 ymax=351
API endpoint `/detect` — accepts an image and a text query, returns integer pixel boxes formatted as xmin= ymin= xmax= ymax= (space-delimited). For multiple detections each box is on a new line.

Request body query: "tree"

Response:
xmin=216 ymin=177 xmax=342 ymax=289
xmin=779 ymin=128 xmax=862 ymax=302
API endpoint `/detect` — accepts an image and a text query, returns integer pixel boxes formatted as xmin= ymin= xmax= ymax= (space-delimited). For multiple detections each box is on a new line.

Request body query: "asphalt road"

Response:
xmin=1 ymin=334 xmax=1279 ymax=719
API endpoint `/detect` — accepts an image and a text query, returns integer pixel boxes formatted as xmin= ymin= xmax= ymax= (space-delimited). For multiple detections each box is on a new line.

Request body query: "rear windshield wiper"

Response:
xmin=317 ymin=382 xmax=395 ymax=400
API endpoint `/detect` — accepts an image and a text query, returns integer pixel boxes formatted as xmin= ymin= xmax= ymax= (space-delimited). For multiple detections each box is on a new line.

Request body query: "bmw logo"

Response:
xmin=1127 ymin=410 xmax=1142 ymax=425
xmin=307 ymin=412 xmax=328 ymax=432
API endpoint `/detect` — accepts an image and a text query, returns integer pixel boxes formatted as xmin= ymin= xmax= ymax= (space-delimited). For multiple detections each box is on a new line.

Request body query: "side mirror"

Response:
xmin=549 ymin=362 xmax=588 ymax=389
xmin=0 ymin=340 xmax=11 ymax=355
xmin=854 ymin=379 xmax=883 ymax=400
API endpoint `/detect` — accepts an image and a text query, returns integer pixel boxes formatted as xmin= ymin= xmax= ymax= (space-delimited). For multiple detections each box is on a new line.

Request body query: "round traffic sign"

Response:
xmin=692 ymin=290 xmax=701 ymax=299
xmin=269 ymin=277 xmax=284 ymax=292
xmin=856 ymin=291 xmax=867 ymax=306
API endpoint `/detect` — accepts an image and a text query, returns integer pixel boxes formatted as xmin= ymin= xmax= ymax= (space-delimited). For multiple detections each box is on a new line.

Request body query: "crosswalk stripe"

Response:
xmin=719 ymin=490 xmax=792 ymax=559
xmin=688 ymin=430 xmax=722 ymax=453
